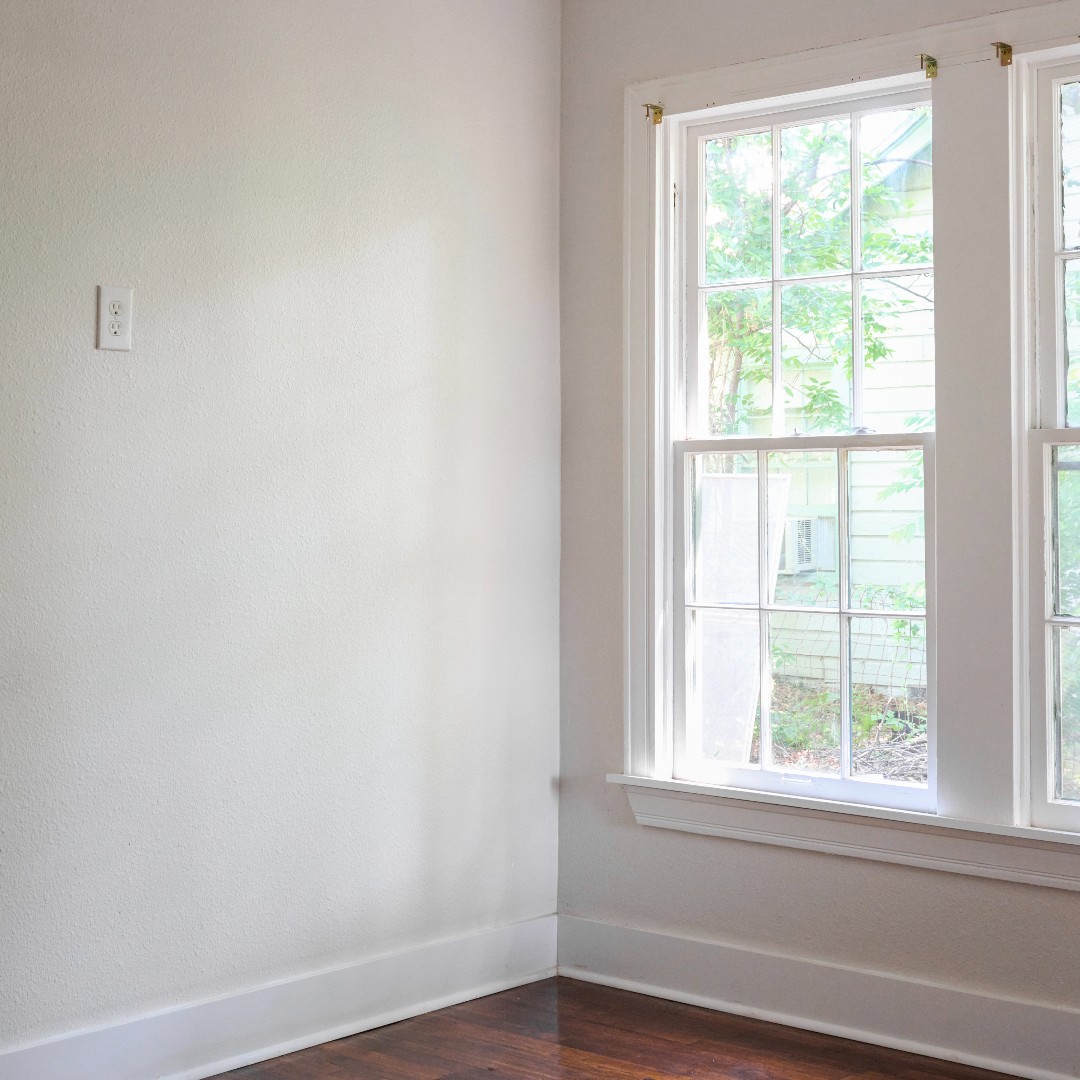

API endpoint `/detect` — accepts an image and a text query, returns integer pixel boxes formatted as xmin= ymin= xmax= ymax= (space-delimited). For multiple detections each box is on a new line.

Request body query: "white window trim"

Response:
xmin=619 ymin=1 xmax=1080 ymax=889
xmin=608 ymin=773 xmax=1080 ymax=891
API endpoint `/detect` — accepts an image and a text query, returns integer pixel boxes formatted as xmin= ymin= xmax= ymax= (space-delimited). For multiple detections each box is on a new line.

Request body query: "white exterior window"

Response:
xmin=674 ymin=88 xmax=934 ymax=811
xmin=616 ymin=9 xmax=1080 ymax=889
xmin=1028 ymin=55 xmax=1080 ymax=832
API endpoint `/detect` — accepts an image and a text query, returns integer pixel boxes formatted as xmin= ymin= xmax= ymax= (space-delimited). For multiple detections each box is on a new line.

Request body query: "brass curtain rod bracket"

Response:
xmin=919 ymin=54 xmax=938 ymax=79
xmin=644 ymin=103 xmax=663 ymax=125
xmin=993 ymin=41 xmax=1014 ymax=66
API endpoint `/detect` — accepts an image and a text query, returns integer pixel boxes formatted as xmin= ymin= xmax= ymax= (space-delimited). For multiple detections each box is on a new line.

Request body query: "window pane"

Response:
xmin=850 ymin=616 xmax=928 ymax=785
xmin=687 ymin=608 xmax=760 ymax=765
xmin=780 ymin=281 xmax=852 ymax=433
xmin=1061 ymin=82 xmax=1080 ymax=251
xmin=1054 ymin=445 xmax=1080 ymax=616
xmin=848 ymin=449 xmax=925 ymax=611
xmin=704 ymin=131 xmax=773 ymax=283
xmin=705 ymin=287 xmax=772 ymax=435
xmin=1055 ymin=626 xmax=1080 ymax=801
xmin=1064 ymin=261 xmax=1080 ymax=425
xmin=861 ymin=274 xmax=935 ymax=433
xmin=780 ymin=118 xmax=851 ymax=277
xmin=767 ymin=450 xmax=839 ymax=607
xmin=688 ymin=453 xmax=759 ymax=606
xmin=768 ymin=612 xmax=840 ymax=774
xmin=860 ymin=106 xmax=933 ymax=270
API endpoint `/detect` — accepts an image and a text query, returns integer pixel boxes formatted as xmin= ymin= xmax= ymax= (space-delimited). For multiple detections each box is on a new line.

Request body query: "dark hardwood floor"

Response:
xmin=221 ymin=976 xmax=1016 ymax=1080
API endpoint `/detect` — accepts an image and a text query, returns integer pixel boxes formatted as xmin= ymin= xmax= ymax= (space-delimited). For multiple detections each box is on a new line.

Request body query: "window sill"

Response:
xmin=609 ymin=774 xmax=1080 ymax=891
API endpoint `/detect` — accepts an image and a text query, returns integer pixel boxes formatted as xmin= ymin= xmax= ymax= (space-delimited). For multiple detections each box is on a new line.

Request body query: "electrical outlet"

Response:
xmin=97 ymin=286 xmax=133 ymax=351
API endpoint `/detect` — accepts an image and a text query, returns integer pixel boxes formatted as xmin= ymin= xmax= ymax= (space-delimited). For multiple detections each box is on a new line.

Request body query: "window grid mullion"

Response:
xmin=1052 ymin=625 xmax=1063 ymax=801
xmin=838 ymin=447 xmax=852 ymax=779
xmin=1049 ymin=441 xmax=1064 ymax=803
xmin=771 ymin=125 xmax=784 ymax=437
xmin=851 ymin=113 xmax=865 ymax=432
xmin=1048 ymin=75 xmax=1068 ymax=429
xmin=1055 ymin=252 xmax=1075 ymax=432
xmin=757 ymin=447 xmax=772 ymax=770
xmin=852 ymin=279 xmax=865 ymax=432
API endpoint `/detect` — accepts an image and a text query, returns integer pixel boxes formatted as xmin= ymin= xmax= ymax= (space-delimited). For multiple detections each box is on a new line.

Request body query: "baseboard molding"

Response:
xmin=557 ymin=915 xmax=1080 ymax=1080
xmin=0 ymin=915 xmax=557 ymax=1080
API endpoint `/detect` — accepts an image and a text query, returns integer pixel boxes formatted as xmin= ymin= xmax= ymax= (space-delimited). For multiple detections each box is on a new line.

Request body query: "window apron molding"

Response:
xmin=610 ymin=774 xmax=1080 ymax=891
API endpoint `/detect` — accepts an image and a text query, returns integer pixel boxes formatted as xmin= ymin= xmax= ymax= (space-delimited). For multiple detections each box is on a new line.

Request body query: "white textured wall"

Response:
xmin=0 ymin=0 xmax=559 ymax=1049
xmin=559 ymin=0 xmax=1080 ymax=1008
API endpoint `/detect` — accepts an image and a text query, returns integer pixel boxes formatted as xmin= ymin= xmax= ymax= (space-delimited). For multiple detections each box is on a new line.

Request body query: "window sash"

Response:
xmin=683 ymin=86 xmax=933 ymax=441
xmin=1027 ymin=438 xmax=1080 ymax=831
xmin=1033 ymin=59 xmax=1080 ymax=431
xmin=672 ymin=433 xmax=935 ymax=811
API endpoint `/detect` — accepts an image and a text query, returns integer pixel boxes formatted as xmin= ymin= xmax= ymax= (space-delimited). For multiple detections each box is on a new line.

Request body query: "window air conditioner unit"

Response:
xmin=779 ymin=516 xmax=837 ymax=574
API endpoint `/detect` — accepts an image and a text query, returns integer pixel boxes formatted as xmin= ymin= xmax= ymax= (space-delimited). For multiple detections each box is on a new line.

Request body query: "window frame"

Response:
xmin=616 ymin=6 xmax=1080 ymax=887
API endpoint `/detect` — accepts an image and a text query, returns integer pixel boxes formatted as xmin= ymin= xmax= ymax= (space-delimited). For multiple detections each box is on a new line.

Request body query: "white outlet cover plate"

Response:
xmin=97 ymin=286 xmax=133 ymax=351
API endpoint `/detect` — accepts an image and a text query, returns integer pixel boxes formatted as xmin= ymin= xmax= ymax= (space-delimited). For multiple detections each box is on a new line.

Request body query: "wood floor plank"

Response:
xmin=355 ymin=1014 xmax=692 ymax=1080
xmin=318 ymin=1043 xmax=446 ymax=1080
xmin=225 ymin=1054 xmax=346 ymax=1080
xmin=550 ymin=978 xmax=801 ymax=1048
xmin=215 ymin=976 xmax=1018 ymax=1080
xmin=487 ymin=1008 xmax=854 ymax=1080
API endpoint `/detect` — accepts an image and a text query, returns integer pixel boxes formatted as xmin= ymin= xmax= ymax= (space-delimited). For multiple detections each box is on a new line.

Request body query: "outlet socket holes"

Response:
xmin=97 ymin=286 xmax=133 ymax=351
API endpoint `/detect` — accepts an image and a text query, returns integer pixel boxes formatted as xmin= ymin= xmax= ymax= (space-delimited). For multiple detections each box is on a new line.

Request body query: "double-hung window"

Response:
xmin=618 ymin=9 xmax=1080 ymax=881
xmin=1029 ymin=55 xmax=1080 ymax=832
xmin=675 ymin=87 xmax=934 ymax=811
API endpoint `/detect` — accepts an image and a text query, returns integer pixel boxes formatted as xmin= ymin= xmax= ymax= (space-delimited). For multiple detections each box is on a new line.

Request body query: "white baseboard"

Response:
xmin=557 ymin=915 xmax=1080 ymax=1080
xmin=0 ymin=915 xmax=557 ymax=1080
xmin=11 ymin=913 xmax=1076 ymax=1080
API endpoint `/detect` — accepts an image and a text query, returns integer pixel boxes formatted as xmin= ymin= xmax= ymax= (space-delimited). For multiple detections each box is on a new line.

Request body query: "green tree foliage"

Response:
xmin=704 ymin=109 xmax=932 ymax=436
